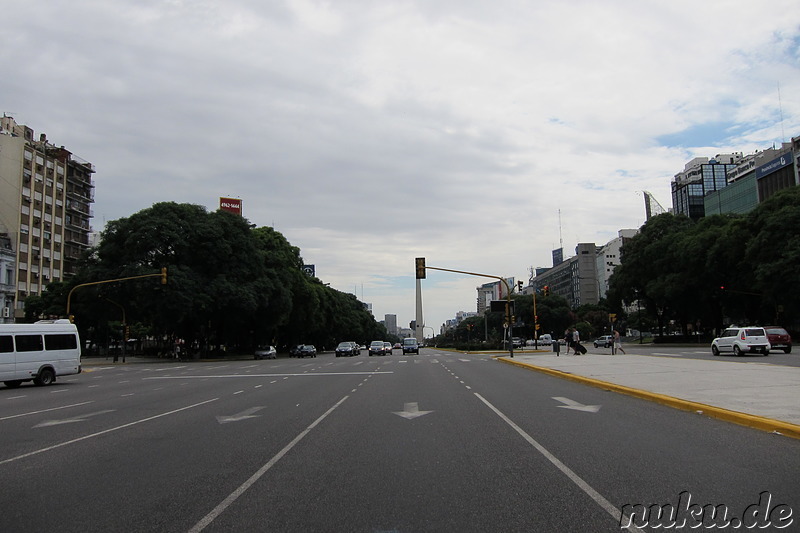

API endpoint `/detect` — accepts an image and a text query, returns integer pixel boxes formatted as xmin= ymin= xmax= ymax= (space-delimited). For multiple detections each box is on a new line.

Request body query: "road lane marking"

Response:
xmin=474 ymin=393 xmax=643 ymax=533
xmin=34 ymin=409 xmax=116 ymax=428
xmin=552 ymin=397 xmax=602 ymax=413
xmin=216 ymin=406 xmax=267 ymax=424
xmin=0 ymin=401 xmax=93 ymax=421
xmin=0 ymin=398 xmax=218 ymax=466
xmin=144 ymin=371 xmax=393 ymax=380
xmin=393 ymin=402 xmax=434 ymax=420
xmin=189 ymin=395 xmax=350 ymax=533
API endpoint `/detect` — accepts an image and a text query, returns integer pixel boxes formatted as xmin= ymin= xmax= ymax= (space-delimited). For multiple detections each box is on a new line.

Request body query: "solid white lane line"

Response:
xmin=473 ymin=393 xmax=643 ymax=533
xmin=143 ymin=371 xmax=393 ymax=380
xmin=188 ymin=395 xmax=350 ymax=533
xmin=0 ymin=401 xmax=93 ymax=421
xmin=0 ymin=398 xmax=218 ymax=466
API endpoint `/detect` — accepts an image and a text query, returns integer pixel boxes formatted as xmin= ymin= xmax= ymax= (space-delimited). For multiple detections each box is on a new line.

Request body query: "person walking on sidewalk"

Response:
xmin=572 ymin=328 xmax=581 ymax=355
xmin=614 ymin=329 xmax=626 ymax=354
xmin=564 ymin=328 xmax=574 ymax=355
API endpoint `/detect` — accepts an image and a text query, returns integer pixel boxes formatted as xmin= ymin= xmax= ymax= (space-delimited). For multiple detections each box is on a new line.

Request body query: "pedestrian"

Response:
xmin=573 ymin=328 xmax=581 ymax=355
xmin=614 ymin=329 xmax=626 ymax=354
xmin=564 ymin=328 xmax=573 ymax=355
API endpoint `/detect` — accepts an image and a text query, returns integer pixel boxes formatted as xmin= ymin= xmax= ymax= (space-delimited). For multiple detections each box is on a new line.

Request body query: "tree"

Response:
xmin=62 ymin=201 xmax=383 ymax=356
xmin=744 ymin=186 xmax=800 ymax=326
xmin=608 ymin=187 xmax=800 ymax=336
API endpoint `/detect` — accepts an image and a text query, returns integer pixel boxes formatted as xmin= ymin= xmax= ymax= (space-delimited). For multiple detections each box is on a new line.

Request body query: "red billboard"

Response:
xmin=219 ymin=197 xmax=242 ymax=215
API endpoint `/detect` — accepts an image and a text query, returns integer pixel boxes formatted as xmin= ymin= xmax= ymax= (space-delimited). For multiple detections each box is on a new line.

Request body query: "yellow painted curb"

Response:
xmin=498 ymin=357 xmax=800 ymax=440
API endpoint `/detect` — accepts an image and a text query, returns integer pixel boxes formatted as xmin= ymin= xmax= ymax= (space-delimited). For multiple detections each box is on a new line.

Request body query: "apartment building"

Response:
xmin=0 ymin=115 xmax=95 ymax=320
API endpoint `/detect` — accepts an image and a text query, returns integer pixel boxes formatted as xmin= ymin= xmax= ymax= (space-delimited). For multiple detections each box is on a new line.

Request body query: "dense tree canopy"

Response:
xmin=608 ymin=186 xmax=800 ymax=336
xmin=29 ymin=202 xmax=388 ymax=356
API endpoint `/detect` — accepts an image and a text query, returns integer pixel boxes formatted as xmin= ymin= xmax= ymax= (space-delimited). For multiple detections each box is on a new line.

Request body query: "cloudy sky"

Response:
xmin=3 ymin=1 xmax=799 ymax=333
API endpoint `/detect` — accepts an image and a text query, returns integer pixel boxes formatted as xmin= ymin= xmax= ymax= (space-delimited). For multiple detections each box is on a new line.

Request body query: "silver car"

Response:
xmin=254 ymin=345 xmax=277 ymax=360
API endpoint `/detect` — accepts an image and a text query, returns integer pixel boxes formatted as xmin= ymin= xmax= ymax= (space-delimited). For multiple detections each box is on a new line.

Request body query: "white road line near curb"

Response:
xmin=473 ymin=393 xmax=643 ymax=533
xmin=188 ymin=395 xmax=350 ymax=533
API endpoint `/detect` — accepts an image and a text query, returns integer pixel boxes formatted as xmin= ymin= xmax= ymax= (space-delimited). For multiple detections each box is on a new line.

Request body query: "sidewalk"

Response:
xmin=497 ymin=352 xmax=800 ymax=439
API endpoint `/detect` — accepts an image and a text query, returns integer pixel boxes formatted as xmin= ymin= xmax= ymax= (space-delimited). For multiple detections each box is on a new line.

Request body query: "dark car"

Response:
xmin=254 ymin=345 xmax=277 ymax=360
xmin=335 ymin=342 xmax=358 ymax=357
xmin=297 ymin=345 xmax=317 ymax=358
xmin=764 ymin=326 xmax=792 ymax=353
xmin=289 ymin=345 xmax=304 ymax=357
xmin=369 ymin=341 xmax=386 ymax=356
xmin=402 ymin=338 xmax=419 ymax=354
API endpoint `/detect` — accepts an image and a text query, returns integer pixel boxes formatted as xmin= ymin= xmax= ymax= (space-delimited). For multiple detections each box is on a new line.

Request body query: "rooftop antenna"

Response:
xmin=778 ymin=82 xmax=786 ymax=143
xmin=558 ymin=209 xmax=563 ymax=250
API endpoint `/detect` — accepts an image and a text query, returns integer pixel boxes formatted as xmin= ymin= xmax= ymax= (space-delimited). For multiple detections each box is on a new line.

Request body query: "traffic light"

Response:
xmin=543 ymin=285 xmax=550 ymax=297
xmin=415 ymin=257 xmax=426 ymax=279
xmin=517 ymin=280 xmax=523 ymax=292
xmin=161 ymin=267 xmax=168 ymax=285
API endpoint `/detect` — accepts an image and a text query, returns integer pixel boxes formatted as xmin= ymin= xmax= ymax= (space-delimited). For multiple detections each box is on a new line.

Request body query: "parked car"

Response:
xmin=297 ymin=344 xmax=317 ymax=358
xmin=711 ymin=327 xmax=770 ymax=356
xmin=384 ymin=341 xmax=393 ymax=354
xmin=593 ymin=335 xmax=613 ymax=348
xmin=763 ymin=326 xmax=792 ymax=353
xmin=402 ymin=337 xmax=419 ymax=354
xmin=335 ymin=342 xmax=358 ymax=357
xmin=254 ymin=345 xmax=277 ymax=360
xmin=289 ymin=345 xmax=304 ymax=357
xmin=369 ymin=340 xmax=386 ymax=356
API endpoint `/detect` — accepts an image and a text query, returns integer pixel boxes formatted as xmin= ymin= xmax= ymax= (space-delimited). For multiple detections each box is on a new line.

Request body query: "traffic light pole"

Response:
xmin=66 ymin=268 xmax=168 ymax=321
xmin=421 ymin=264 xmax=515 ymax=358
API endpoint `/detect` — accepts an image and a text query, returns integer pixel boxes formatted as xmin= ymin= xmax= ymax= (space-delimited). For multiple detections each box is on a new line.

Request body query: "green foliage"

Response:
xmin=608 ymin=187 xmax=800 ymax=335
xmin=38 ymin=202 xmax=383 ymax=355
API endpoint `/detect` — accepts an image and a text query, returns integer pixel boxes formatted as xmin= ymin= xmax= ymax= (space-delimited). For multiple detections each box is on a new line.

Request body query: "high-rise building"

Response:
xmin=0 ymin=116 xmax=96 ymax=320
xmin=384 ymin=314 xmax=397 ymax=335
xmin=595 ymin=230 xmax=638 ymax=299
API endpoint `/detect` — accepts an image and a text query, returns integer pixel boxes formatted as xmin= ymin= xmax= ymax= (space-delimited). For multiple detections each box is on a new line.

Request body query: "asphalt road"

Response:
xmin=1 ymin=349 xmax=798 ymax=532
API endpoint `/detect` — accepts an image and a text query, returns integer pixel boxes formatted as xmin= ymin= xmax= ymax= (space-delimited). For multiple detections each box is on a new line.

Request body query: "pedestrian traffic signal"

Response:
xmin=415 ymin=257 xmax=426 ymax=279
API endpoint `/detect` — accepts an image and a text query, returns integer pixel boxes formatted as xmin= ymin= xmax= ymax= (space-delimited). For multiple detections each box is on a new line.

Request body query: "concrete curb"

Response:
xmin=497 ymin=356 xmax=800 ymax=441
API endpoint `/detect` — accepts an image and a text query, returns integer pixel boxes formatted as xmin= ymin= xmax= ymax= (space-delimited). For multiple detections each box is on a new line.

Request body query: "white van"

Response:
xmin=1 ymin=320 xmax=82 ymax=388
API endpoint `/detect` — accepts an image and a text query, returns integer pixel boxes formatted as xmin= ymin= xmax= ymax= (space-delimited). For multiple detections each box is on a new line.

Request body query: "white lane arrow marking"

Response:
xmin=34 ymin=410 xmax=116 ymax=428
xmin=552 ymin=397 xmax=601 ymax=413
xmin=393 ymin=402 xmax=434 ymax=420
xmin=216 ymin=406 xmax=267 ymax=424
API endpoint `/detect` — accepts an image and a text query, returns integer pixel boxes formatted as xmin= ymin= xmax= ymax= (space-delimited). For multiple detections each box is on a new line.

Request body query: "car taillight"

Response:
xmin=740 ymin=332 xmax=746 ymax=340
